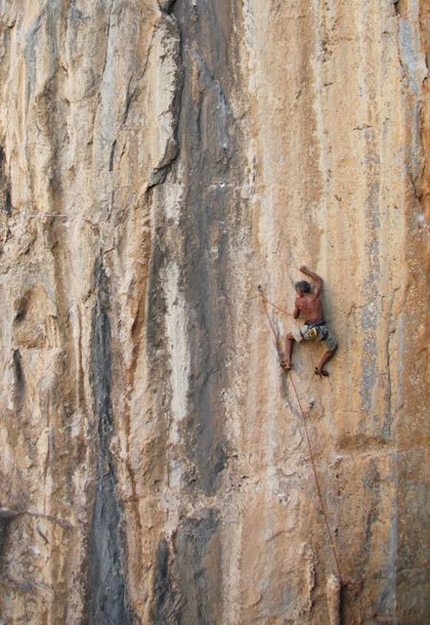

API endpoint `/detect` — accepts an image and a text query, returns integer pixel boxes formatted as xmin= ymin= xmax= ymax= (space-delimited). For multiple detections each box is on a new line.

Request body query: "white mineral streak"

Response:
xmin=164 ymin=167 xmax=184 ymax=224
xmin=164 ymin=261 xmax=189 ymax=443
xmin=326 ymin=574 xmax=341 ymax=625
xmin=143 ymin=18 xmax=179 ymax=181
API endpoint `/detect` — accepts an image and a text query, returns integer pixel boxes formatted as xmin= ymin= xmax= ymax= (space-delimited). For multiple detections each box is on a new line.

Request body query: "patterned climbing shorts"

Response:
xmin=292 ymin=324 xmax=337 ymax=351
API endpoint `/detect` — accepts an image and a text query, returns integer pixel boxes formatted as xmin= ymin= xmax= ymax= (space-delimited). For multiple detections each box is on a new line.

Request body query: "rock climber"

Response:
xmin=281 ymin=266 xmax=337 ymax=377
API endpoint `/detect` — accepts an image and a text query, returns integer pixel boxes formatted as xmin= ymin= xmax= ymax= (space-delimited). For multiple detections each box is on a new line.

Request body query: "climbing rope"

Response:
xmin=257 ymin=286 xmax=294 ymax=318
xmin=258 ymin=285 xmax=359 ymax=625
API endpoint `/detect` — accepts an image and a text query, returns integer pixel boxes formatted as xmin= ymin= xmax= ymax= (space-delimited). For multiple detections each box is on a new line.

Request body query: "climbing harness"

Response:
xmin=258 ymin=285 xmax=359 ymax=625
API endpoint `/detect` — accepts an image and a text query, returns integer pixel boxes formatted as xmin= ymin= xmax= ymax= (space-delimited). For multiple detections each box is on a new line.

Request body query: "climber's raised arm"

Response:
xmin=300 ymin=265 xmax=323 ymax=297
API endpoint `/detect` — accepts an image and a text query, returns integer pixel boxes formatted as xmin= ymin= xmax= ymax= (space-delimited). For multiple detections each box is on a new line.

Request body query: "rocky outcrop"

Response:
xmin=0 ymin=1 xmax=429 ymax=623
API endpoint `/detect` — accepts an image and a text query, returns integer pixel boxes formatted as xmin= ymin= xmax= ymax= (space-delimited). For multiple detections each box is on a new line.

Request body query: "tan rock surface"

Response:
xmin=0 ymin=1 xmax=429 ymax=623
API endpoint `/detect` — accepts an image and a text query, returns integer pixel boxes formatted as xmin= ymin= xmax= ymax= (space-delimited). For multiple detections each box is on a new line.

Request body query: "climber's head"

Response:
xmin=295 ymin=280 xmax=311 ymax=295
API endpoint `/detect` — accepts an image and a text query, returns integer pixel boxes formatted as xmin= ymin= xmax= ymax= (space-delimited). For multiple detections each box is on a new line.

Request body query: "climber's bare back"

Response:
xmin=294 ymin=292 xmax=324 ymax=323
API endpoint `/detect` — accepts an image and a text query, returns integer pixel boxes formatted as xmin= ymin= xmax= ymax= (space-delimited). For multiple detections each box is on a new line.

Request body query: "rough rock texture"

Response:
xmin=0 ymin=1 xmax=429 ymax=623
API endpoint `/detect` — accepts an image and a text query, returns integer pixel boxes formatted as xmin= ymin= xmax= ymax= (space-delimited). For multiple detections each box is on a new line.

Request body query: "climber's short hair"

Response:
xmin=295 ymin=280 xmax=311 ymax=294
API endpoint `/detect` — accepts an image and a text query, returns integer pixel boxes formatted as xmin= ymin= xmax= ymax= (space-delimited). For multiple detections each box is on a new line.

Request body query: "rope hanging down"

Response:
xmin=258 ymin=285 xmax=359 ymax=625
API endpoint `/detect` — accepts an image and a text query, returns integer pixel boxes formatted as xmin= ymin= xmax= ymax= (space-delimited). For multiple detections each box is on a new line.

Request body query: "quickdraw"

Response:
xmin=303 ymin=326 xmax=319 ymax=340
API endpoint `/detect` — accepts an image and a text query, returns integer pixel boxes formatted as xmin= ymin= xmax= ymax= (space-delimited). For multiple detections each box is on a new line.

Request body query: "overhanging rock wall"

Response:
xmin=0 ymin=1 xmax=429 ymax=623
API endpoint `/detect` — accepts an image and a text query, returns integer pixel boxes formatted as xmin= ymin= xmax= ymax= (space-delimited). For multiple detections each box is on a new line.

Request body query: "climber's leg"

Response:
xmin=314 ymin=346 xmax=337 ymax=377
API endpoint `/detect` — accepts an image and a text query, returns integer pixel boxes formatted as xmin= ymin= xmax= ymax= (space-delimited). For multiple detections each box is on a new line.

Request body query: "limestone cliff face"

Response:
xmin=0 ymin=1 xmax=429 ymax=623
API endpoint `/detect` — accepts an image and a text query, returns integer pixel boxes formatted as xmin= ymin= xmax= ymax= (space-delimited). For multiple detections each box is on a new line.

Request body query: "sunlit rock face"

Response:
xmin=0 ymin=1 xmax=429 ymax=623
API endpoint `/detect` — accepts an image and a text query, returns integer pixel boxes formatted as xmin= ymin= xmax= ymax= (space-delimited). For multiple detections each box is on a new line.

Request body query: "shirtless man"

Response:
xmin=281 ymin=266 xmax=337 ymax=377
